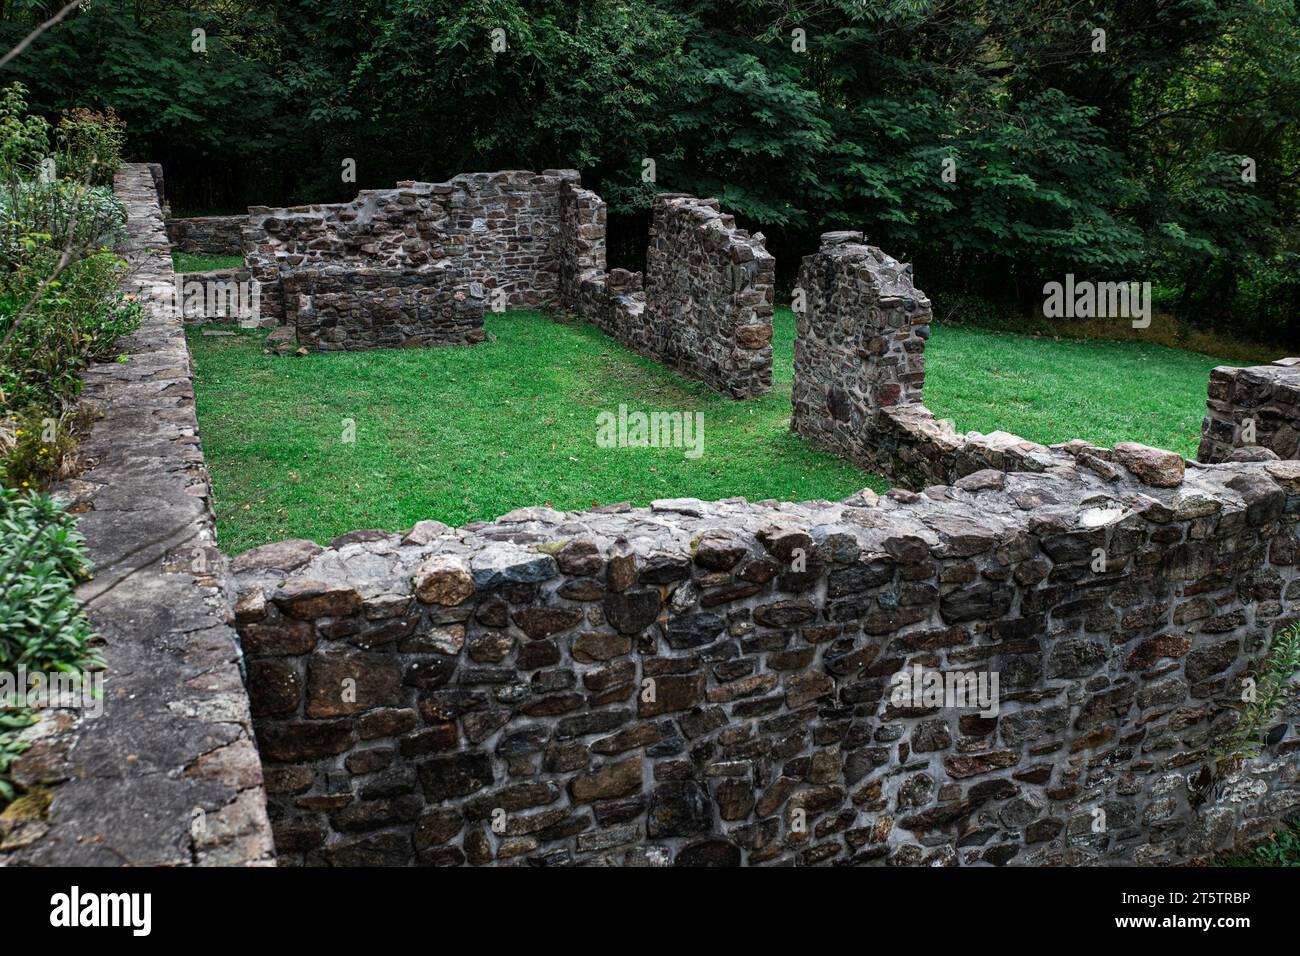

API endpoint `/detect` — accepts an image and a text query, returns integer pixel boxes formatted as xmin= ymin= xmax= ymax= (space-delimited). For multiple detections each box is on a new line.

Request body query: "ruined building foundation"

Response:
xmin=5 ymin=169 xmax=1296 ymax=868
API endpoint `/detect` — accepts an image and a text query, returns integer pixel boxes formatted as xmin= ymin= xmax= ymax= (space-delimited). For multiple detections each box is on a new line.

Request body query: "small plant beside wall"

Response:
xmin=0 ymin=487 xmax=99 ymax=808
xmin=55 ymin=107 xmax=125 ymax=188
xmin=1214 ymin=622 xmax=1300 ymax=772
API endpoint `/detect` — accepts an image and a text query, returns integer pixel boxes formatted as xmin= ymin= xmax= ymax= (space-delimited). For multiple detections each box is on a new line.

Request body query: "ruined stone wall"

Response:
xmin=642 ymin=195 xmax=775 ymax=399
xmin=451 ymin=170 xmax=572 ymax=308
xmin=233 ymin=455 xmax=1300 ymax=866
xmin=791 ymin=232 xmax=1195 ymax=491
xmin=0 ymin=164 xmax=274 ymax=866
xmin=792 ymin=231 xmax=931 ymax=467
xmin=285 ymin=266 xmax=486 ymax=351
xmin=177 ymin=267 xmax=257 ymax=324
xmin=241 ymin=172 xmax=773 ymax=395
xmin=554 ymin=186 xmax=773 ymax=399
xmin=168 ymin=214 xmax=248 ymax=256
xmin=557 ymin=181 xmax=606 ymax=313
xmin=245 ymin=170 xmax=575 ymax=334
xmin=1199 ymin=360 xmax=1300 ymax=464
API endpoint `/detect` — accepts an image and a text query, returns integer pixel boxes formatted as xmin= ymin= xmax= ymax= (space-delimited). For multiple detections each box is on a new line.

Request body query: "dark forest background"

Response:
xmin=3 ymin=0 xmax=1298 ymax=342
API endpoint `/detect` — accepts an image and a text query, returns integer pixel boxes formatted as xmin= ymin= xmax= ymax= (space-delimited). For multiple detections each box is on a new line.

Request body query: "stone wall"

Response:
xmin=0 ymin=164 xmax=274 ymax=865
xmin=245 ymin=170 xmax=576 ymax=336
xmin=643 ymin=195 xmax=774 ymax=399
xmin=237 ymin=171 xmax=773 ymax=395
xmin=155 ymin=177 xmax=1298 ymax=869
xmin=1199 ymin=360 xmax=1300 ymax=464
xmin=233 ymin=453 xmax=1300 ymax=866
xmin=285 ymin=265 xmax=486 ymax=351
xmin=168 ymin=214 xmax=248 ymax=256
xmin=792 ymin=231 xmax=930 ymax=467
xmin=556 ymin=187 xmax=775 ymax=399
xmin=557 ymin=181 xmax=606 ymax=313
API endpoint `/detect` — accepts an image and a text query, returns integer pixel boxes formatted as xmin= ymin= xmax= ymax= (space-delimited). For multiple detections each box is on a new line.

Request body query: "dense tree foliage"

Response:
xmin=2 ymin=0 xmax=1296 ymax=340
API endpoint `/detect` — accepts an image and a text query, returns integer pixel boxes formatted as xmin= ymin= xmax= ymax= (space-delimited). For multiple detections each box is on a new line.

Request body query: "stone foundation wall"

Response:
xmin=233 ymin=455 xmax=1300 ymax=866
xmin=168 ymin=214 xmax=248 ymax=256
xmin=1199 ymin=360 xmax=1300 ymax=464
xmin=285 ymin=266 xmax=486 ymax=351
xmin=0 ymin=164 xmax=274 ymax=866
xmin=245 ymin=170 xmax=575 ymax=336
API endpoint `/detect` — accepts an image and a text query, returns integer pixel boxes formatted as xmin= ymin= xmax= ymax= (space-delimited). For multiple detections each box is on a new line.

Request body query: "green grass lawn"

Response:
xmin=187 ymin=307 xmax=1239 ymax=553
xmin=173 ymin=252 xmax=244 ymax=272
xmin=188 ymin=308 xmax=879 ymax=552
xmin=923 ymin=326 xmax=1239 ymax=458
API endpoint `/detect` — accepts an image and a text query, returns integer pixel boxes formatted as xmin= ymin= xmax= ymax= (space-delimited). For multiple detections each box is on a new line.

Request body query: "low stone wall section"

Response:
xmin=245 ymin=170 xmax=576 ymax=331
xmin=176 ymin=267 xmax=257 ymax=324
xmin=1199 ymin=360 xmax=1300 ymax=464
xmin=168 ymin=214 xmax=248 ymax=256
xmin=285 ymin=266 xmax=486 ymax=351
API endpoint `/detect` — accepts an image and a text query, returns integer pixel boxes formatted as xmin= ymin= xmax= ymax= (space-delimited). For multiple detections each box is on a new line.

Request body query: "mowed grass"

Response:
xmin=188 ymin=308 xmax=879 ymax=553
xmin=922 ymin=326 xmax=1242 ymax=457
xmin=187 ymin=307 xmax=1241 ymax=553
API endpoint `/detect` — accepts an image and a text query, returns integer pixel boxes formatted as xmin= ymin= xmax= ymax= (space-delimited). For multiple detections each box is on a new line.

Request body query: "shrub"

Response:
xmin=1217 ymin=822 xmax=1300 ymax=868
xmin=0 ymin=487 xmax=98 ymax=807
xmin=55 ymin=107 xmax=125 ymax=187
xmin=0 ymin=82 xmax=49 ymax=178
xmin=0 ymin=487 xmax=97 ymax=676
xmin=0 ymin=179 xmax=126 ymax=267
xmin=0 ymin=249 xmax=142 ymax=415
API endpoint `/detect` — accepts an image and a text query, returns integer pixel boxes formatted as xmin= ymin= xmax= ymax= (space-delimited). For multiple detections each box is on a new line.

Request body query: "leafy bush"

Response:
xmin=0 ymin=487 xmax=96 ymax=676
xmin=1252 ymin=824 xmax=1300 ymax=867
xmin=0 ymin=487 xmax=97 ymax=806
xmin=0 ymin=82 xmax=48 ymax=178
xmin=0 ymin=249 xmax=142 ymax=416
xmin=55 ymin=107 xmax=125 ymax=187
xmin=1217 ymin=822 xmax=1300 ymax=868
xmin=0 ymin=178 xmax=126 ymax=266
